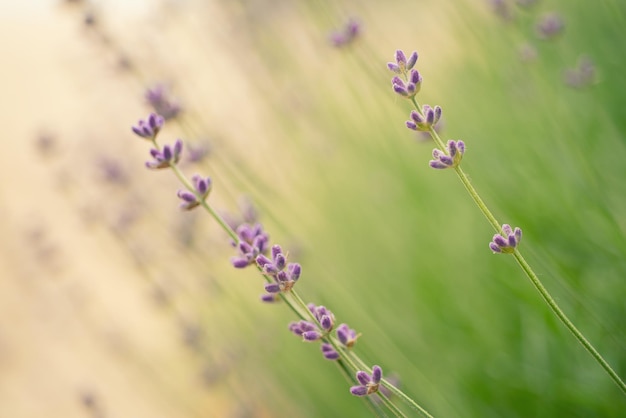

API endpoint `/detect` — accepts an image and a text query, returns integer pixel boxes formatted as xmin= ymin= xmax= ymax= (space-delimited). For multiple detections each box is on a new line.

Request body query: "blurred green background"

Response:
xmin=2 ymin=0 xmax=625 ymax=417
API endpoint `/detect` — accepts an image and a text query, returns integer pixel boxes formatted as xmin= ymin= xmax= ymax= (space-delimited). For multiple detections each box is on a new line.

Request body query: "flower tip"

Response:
xmin=350 ymin=386 xmax=368 ymax=397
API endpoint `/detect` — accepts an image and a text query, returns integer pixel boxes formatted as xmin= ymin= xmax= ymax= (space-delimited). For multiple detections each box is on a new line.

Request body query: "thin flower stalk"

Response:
xmin=390 ymin=49 xmax=626 ymax=395
xmin=137 ymin=123 xmax=434 ymax=417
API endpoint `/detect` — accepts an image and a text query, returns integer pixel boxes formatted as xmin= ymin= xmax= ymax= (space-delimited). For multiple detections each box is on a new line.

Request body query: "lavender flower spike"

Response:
xmin=350 ymin=365 xmax=383 ymax=397
xmin=429 ymin=140 xmax=465 ymax=169
xmin=132 ymin=113 xmax=164 ymax=140
xmin=145 ymin=139 xmax=183 ymax=169
xmin=489 ymin=224 xmax=523 ymax=254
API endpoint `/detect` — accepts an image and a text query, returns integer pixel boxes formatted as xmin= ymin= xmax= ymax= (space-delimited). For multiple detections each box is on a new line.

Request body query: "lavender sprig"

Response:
xmin=387 ymin=49 xmax=626 ymax=395
xmin=131 ymin=116 xmax=433 ymax=417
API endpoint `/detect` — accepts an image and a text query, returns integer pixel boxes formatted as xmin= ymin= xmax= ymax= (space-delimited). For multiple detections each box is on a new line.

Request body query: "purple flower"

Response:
xmin=406 ymin=105 xmax=442 ymax=131
xmin=489 ymin=224 xmax=522 ymax=254
xmin=336 ymin=323 xmax=360 ymax=348
xmin=145 ymin=85 xmax=181 ymax=120
xmin=257 ymin=245 xmax=301 ymax=294
xmin=230 ymin=223 xmax=269 ymax=268
xmin=132 ymin=113 xmax=164 ymax=140
xmin=350 ymin=365 xmax=383 ymax=396
xmin=329 ymin=18 xmax=361 ymax=48
xmin=307 ymin=304 xmax=335 ymax=332
xmin=536 ymin=13 xmax=564 ymax=40
xmin=145 ymin=139 xmax=183 ymax=169
xmin=429 ymin=140 xmax=465 ymax=169
xmin=391 ymin=69 xmax=422 ymax=98
xmin=387 ymin=50 xmax=418 ymax=75
xmin=177 ymin=174 xmax=212 ymax=210
xmin=288 ymin=320 xmax=323 ymax=342
xmin=321 ymin=343 xmax=339 ymax=360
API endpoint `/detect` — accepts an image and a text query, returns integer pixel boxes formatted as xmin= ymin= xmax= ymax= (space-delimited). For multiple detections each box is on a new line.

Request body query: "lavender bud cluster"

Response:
xmin=489 ymin=224 xmax=523 ymax=253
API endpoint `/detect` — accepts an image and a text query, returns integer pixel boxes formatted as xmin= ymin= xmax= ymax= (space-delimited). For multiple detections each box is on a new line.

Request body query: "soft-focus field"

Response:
xmin=1 ymin=0 xmax=625 ymax=417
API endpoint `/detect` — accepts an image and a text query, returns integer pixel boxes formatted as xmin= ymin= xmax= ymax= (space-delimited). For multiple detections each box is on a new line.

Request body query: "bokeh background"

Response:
xmin=1 ymin=0 xmax=625 ymax=417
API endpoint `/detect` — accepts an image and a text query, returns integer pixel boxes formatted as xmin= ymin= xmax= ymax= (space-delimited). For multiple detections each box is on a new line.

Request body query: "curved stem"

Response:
xmin=512 ymin=250 xmax=626 ymax=393
xmin=406 ymin=95 xmax=626 ymax=395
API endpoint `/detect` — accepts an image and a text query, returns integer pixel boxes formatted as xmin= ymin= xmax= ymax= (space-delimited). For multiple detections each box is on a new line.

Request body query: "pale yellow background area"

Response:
xmin=0 ymin=3 xmax=240 ymax=417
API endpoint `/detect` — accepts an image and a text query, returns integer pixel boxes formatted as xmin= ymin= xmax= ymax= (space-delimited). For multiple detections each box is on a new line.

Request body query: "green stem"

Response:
xmin=512 ymin=249 xmax=626 ymax=394
xmin=168 ymin=154 xmax=439 ymax=414
xmin=377 ymin=392 xmax=408 ymax=418
xmin=408 ymin=99 xmax=626 ymax=394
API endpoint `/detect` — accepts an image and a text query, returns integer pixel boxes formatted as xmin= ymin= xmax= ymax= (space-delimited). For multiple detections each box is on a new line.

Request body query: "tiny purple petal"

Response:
xmin=493 ymin=235 xmax=508 ymax=247
xmin=490 ymin=242 xmax=502 ymax=253
xmin=177 ymin=190 xmax=196 ymax=203
xmin=302 ymin=331 xmax=322 ymax=342
xmin=256 ymin=254 xmax=272 ymax=268
xmin=406 ymin=51 xmax=418 ymax=70
xmin=264 ymin=283 xmax=281 ymax=293
xmin=395 ymin=50 xmax=406 ymax=66
xmin=429 ymin=160 xmax=449 ymax=169
xmin=288 ymin=263 xmax=301 ymax=280
xmin=320 ymin=315 xmax=333 ymax=331
xmin=350 ymin=386 xmax=368 ymax=397
xmin=387 ymin=63 xmax=401 ymax=73
xmin=260 ymin=293 xmax=279 ymax=303
xmin=231 ymin=257 xmax=251 ymax=268
xmin=356 ymin=371 xmax=371 ymax=386
xmin=371 ymin=366 xmax=382 ymax=384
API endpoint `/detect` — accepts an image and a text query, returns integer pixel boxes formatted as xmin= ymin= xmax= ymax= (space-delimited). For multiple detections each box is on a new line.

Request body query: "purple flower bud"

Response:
xmin=406 ymin=51 xmax=418 ymax=71
xmin=350 ymin=386 xmax=369 ymax=397
xmin=145 ymin=139 xmax=183 ymax=169
xmin=178 ymin=190 xmax=196 ymax=203
xmin=264 ymin=283 xmax=281 ymax=293
xmin=177 ymin=189 xmax=200 ymax=210
xmin=302 ymin=330 xmax=322 ymax=342
xmin=388 ymin=50 xmax=419 ymax=75
xmin=395 ymin=50 xmax=407 ymax=66
xmin=260 ymin=293 xmax=280 ymax=303
xmin=287 ymin=263 xmax=301 ymax=280
xmin=489 ymin=224 xmax=523 ymax=254
xmin=371 ymin=366 xmax=382 ymax=384
xmin=256 ymin=254 xmax=272 ymax=268
xmin=132 ymin=113 xmax=164 ymax=139
xmin=231 ymin=256 xmax=252 ymax=268
xmin=274 ymin=253 xmax=286 ymax=271
xmin=321 ymin=343 xmax=340 ymax=360
xmin=409 ymin=69 xmax=421 ymax=84
xmin=320 ymin=315 xmax=333 ymax=332
xmin=271 ymin=245 xmax=282 ymax=259
xmin=336 ymin=323 xmax=359 ymax=348
xmin=387 ymin=62 xmax=401 ymax=73
xmin=350 ymin=366 xmax=383 ymax=396
xmin=429 ymin=140 xmax=465 ymax=170
xmin=356 ymin=371 xmax=371 ymax=386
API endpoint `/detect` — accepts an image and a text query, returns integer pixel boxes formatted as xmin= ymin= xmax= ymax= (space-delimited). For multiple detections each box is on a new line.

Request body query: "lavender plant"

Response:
xmin=131 ymin=113 xmax=434 ymax=418
xmin=387 ymin=49 xmax=626 ymax=395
